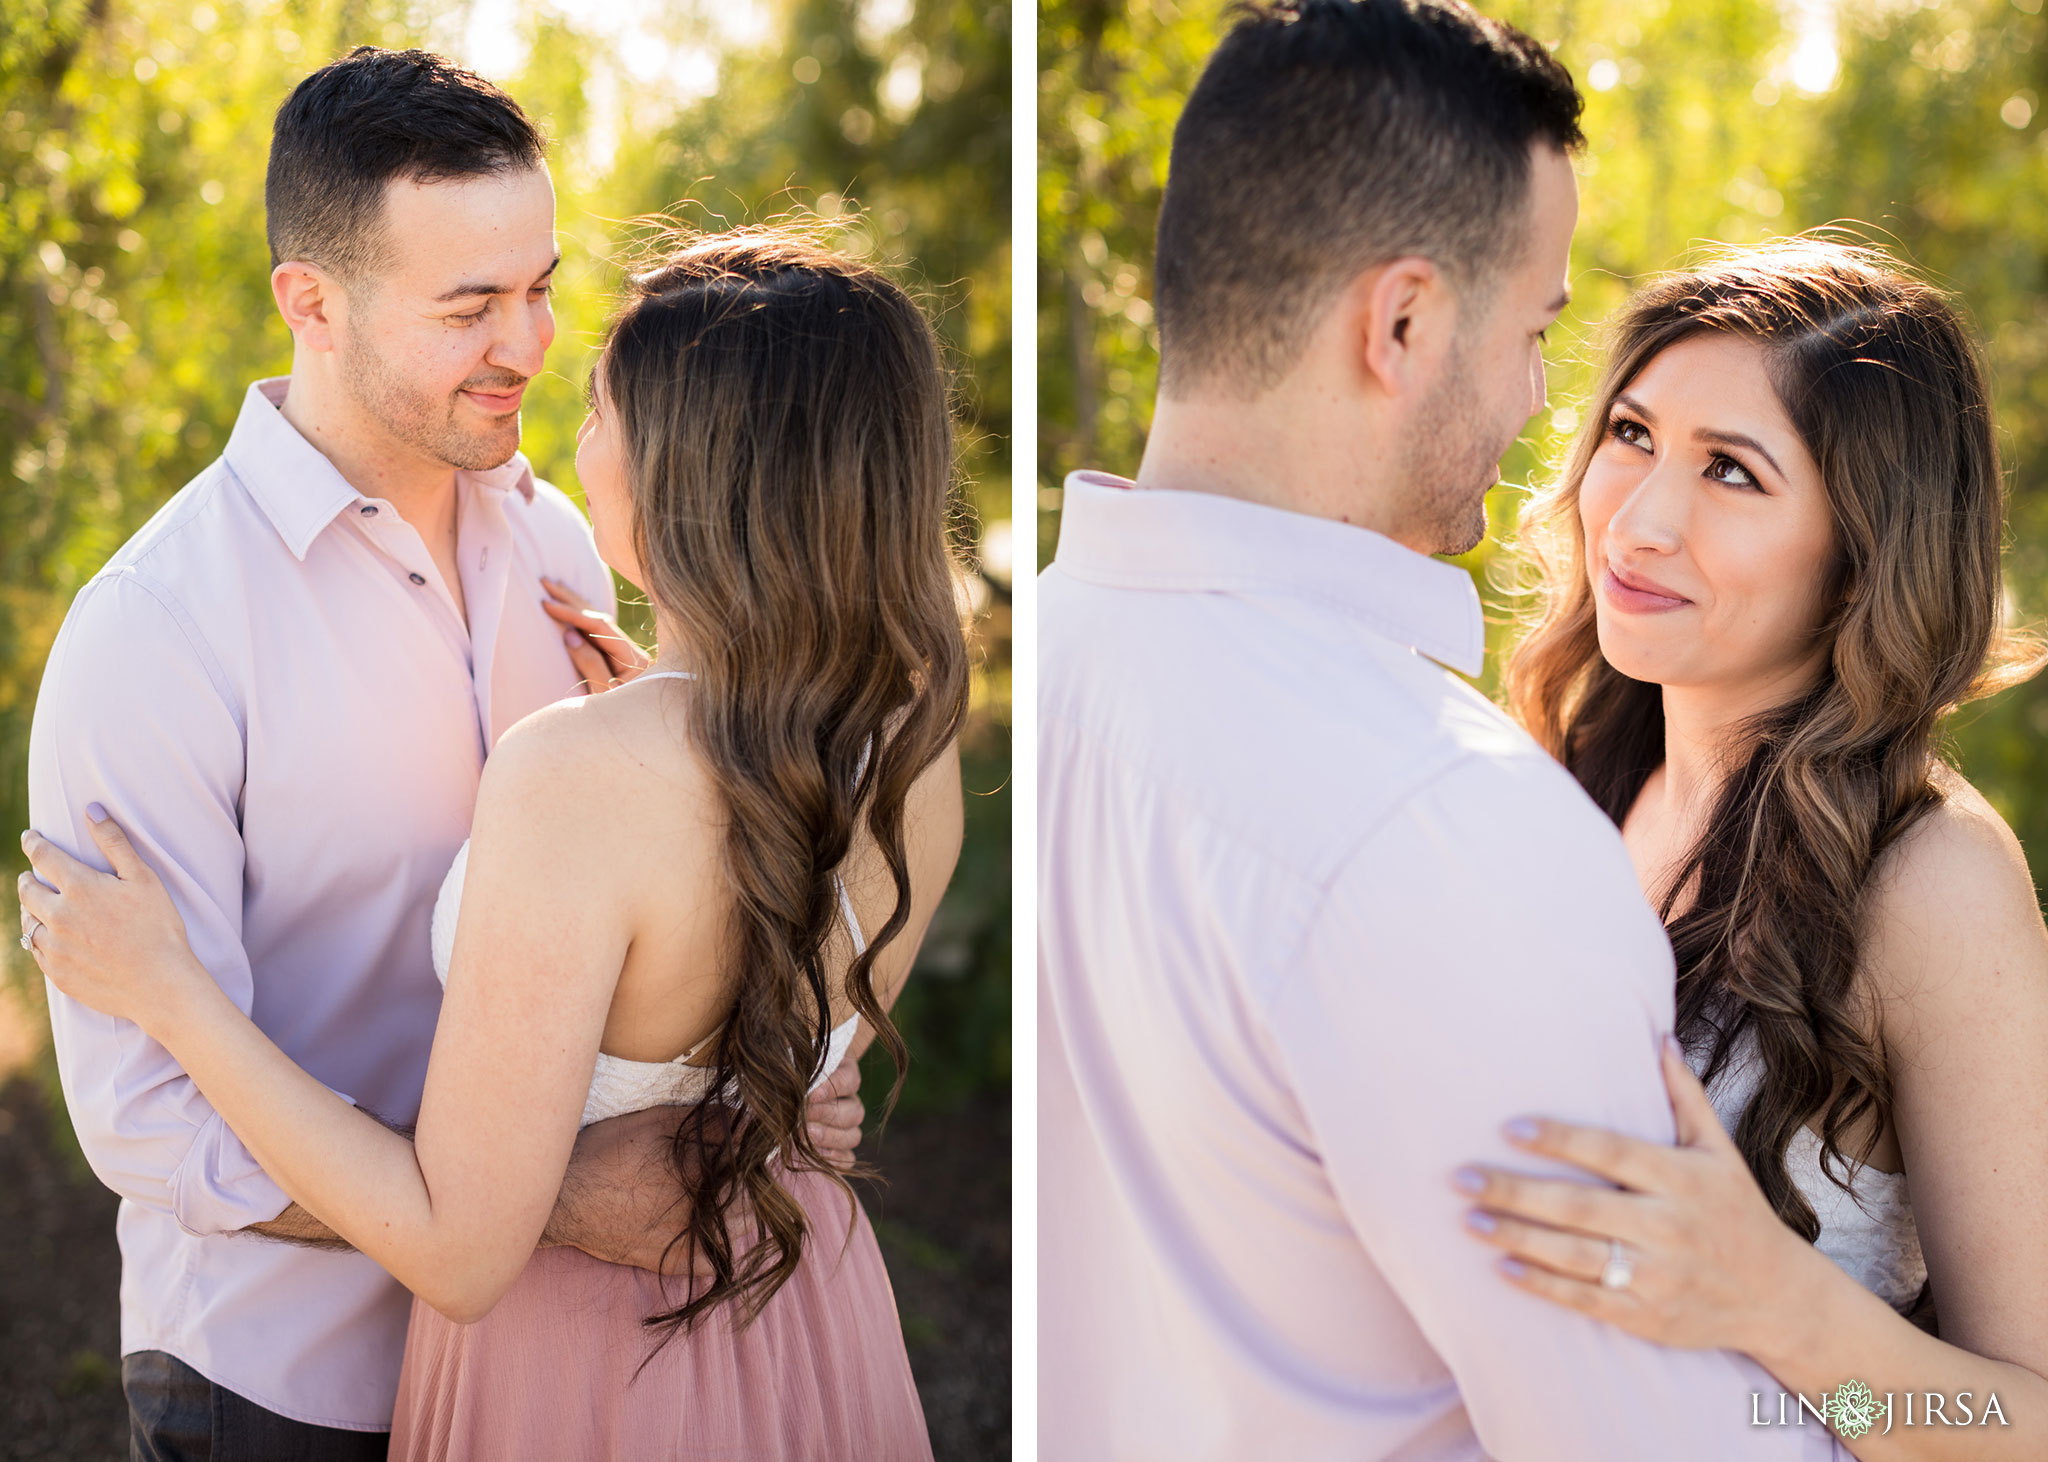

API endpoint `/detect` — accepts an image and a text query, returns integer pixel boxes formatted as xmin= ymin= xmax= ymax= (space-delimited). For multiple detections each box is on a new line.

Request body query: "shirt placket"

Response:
xmin=345 ymin=496 xmax=498 ymax=749
xmin=453 ymin=480 xmax=516 ymax=751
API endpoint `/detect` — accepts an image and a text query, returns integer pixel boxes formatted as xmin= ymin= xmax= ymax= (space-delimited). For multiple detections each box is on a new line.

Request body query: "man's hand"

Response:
xmin=246 ymin=1202 xmax=354 ymax=1251
xmin=807 ymin=1053 xmax=866 ymax=1171
xmin=546 ymin=1052 xmax=867 ymax=1276
xmin=541 ymin=576 xmax=653 ymax=693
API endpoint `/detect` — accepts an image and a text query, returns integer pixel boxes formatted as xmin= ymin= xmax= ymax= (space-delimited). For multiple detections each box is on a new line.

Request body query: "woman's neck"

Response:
xmin=1629 ymin=669 xmax=1825 ymax=908
xmin=1658 ymin=653 xmax=1828 ymax=812
xmin=644 ymin=606 xmax=696 ymax=680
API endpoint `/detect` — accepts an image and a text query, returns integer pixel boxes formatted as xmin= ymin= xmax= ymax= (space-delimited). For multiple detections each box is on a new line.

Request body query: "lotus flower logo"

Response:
xmin=1824 ymin=1380 xmax=1888 ymax=1440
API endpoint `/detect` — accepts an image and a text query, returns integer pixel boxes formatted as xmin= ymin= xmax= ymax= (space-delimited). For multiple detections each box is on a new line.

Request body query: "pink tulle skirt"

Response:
xmin=389 ymin=1171 xmax=933 ymax=1461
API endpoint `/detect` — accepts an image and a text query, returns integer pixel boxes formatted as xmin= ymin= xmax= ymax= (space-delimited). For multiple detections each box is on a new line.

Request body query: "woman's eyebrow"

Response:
xmin=1613 ymin=392 xmax=1656 ymax=422
xmin=1695 ymin=427 xmax=1786 ymax=479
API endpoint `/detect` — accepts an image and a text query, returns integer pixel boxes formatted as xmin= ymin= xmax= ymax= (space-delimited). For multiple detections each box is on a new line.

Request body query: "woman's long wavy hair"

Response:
xmin=1508 ymin=239 xmax=2041 ymax=1246
xmin=598 ymin=229 xmax=968 ymax=1335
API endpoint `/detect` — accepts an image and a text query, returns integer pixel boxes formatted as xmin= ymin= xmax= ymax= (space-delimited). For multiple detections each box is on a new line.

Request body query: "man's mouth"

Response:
xmin=459 ymin=381 xmax=527 ymax=414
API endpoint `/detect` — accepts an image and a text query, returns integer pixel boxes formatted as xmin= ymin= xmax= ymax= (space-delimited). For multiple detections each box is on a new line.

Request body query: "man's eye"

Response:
xmin=450 ymin=308 xmax=487 ymax=326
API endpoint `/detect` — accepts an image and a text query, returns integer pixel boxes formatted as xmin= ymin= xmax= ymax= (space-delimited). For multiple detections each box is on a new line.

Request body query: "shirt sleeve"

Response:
xmin=27 ymin=568 xmax=296 ymax=1238
xmin=1264 ymin=751 xmax=1828 ymax=1461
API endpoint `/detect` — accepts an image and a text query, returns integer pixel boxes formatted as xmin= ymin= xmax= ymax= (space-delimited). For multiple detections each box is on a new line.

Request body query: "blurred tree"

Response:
xmin=2 ymin=0 xmax=1010 ymax=1112
xmin=1039 ymin=0 xmax=2048 ymax=889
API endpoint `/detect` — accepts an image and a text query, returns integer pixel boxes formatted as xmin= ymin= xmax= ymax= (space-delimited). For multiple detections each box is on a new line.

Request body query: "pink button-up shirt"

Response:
xmin=1039 ymin=473 xmax=1839 ymax=1460
xmin=27 ymin=377 xmax=613 ymax=1429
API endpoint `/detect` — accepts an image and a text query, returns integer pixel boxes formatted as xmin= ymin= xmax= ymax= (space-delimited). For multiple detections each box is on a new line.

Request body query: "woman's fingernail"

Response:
xmin=1453 ymin=1167 xmax=1486 ymax=1195
xmin=1504 ymin=1118 xmax=1541 ymax=1143
xmin=1499 ymin=1257 xmax=1527 ymax=1279
xmin=87 ymin=802 xmax=107 ymax=823
xmin=1466 ymin=1210 xmax=1498 ymax=1235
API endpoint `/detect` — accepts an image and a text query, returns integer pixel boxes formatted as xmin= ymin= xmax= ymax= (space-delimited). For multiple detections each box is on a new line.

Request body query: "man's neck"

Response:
xmin=277 ymin=366 xmax=458 ymax=532
xmin=1135 ymin=391 xmax=1418 ymax=549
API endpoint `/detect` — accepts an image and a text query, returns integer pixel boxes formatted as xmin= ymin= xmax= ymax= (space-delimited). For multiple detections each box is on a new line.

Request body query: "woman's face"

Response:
xmin=1579 ymin=331 xmax=1838 ymax=704
xmin=574 ymin=370 xmax=644 ymax=589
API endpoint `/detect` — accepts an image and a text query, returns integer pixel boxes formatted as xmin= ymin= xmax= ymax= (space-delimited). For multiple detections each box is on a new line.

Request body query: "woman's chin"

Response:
xmin=1593 ymin=625 xmax=1680 ymax=688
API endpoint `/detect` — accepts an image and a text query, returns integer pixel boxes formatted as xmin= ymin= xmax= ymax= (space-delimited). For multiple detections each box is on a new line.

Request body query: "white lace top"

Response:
xmin=426 ymin=668 xmax=860 ymax=1128
xmin=1692 ymin=1026 xmax=1927 ymax=1310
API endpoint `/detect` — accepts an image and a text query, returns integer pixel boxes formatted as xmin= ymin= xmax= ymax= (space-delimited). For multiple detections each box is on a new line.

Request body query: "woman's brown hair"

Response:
xmin=598 ymin=228 xmax=967 ymax=1333
xmin=1508 ymin=238 xmax=2041 ymax=1244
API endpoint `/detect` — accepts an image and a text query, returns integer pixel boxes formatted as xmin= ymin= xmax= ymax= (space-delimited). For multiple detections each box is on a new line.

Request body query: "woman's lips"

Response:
xmin=460 ymin=383 xmax=526 ymax=413
xmin=1601 ymin=566 xmax=1692 ymax=614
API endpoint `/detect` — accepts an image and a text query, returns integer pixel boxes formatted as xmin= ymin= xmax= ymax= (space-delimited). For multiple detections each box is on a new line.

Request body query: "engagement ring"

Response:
xmin=20 ymin=918 xmax=42 ymax=953
xmin=1600 ymin=1239 xmax=1634 ymax=1291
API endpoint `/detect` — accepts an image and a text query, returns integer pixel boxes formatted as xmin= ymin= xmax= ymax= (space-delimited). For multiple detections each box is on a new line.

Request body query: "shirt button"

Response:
xmin=408 ymin=572 xmax=426 ymax=585
xmin=359 ymin=505 xmax=378 ymax=517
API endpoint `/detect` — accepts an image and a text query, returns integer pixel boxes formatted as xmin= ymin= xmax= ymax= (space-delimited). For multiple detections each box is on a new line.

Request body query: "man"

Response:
xmin=24 ymin=48 xmax=861 ymax=1457
xmin=1039 ymin=3 xmax=1833 ymax=1457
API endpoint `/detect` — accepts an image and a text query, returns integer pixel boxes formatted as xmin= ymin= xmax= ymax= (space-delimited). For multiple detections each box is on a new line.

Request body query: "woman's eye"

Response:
xmin=1705 ymin=454 xmax=1761 ymax=490
xmin=1606 ymin=417 xmax=1650 ymax=450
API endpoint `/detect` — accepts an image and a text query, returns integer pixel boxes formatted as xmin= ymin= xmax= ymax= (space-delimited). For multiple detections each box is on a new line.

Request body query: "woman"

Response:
xmin=1456 ymin=240 xmax=2048 ymax=1454
xmin=18 ymin=230 xmax=965 ymax=1459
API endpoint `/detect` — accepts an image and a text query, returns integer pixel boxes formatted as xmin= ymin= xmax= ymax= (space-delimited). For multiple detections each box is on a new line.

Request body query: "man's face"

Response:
xmin=334 ymin=166 xmax=559 ymax=472
xmin=1405 ymin=143 xmax=1578 ymax=556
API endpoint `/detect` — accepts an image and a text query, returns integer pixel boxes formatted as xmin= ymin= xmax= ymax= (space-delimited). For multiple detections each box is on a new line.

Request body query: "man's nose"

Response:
xmin=488 ymin=299 xmax=549 ymax=379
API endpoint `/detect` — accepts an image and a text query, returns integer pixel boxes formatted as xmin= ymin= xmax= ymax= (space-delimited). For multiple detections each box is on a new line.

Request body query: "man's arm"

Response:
xmin=28 ymin=570 xmax=301 ymax=1237
xmin=1266 ymin=754 xmax=1823 ymax=1460
xmin=244 ymin=1061 xmax=870 ymax=1267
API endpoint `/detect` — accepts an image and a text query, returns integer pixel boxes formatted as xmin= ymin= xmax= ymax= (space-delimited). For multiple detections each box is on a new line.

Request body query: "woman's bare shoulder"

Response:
xmin=475 ymin=685 xmax=719 ymax=857
xmin=1863 ymin=766 xmax=2047 ymax=1043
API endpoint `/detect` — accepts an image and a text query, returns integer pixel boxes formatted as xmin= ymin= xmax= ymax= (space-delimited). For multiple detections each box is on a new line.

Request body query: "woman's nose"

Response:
xmin=1604 ymin=461 xmax=1686 ymax=556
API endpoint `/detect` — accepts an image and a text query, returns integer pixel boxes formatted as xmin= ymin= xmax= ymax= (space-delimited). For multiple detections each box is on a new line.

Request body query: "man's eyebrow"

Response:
xmin=432 ymin=252 xmax=562 ymax=303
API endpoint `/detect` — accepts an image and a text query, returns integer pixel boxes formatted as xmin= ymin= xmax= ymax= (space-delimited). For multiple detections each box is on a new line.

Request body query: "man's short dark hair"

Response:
xmin=1155 ymin=0 xmax=1584 ymax=397
xmin=266 ymin=47 xmax=547 ymax=281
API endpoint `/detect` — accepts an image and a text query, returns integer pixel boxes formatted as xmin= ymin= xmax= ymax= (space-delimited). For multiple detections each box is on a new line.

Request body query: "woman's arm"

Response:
xmin=1456 ymin=795 xmax=2048 ymax=1458
xmin=22 ymin=704 xmax=660 ymax=1323
xmin=844 ymin=738 xmax=965 ymax=1062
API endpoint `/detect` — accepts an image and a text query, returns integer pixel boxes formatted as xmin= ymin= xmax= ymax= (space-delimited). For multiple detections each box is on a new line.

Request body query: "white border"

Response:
xmin=1009 ymin=1 xmax=1038 ymax=1454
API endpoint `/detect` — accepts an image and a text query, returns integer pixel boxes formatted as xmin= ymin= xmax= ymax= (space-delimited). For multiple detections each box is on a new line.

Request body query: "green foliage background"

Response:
xmin=1 ymin=0 xmax=1010 ymax=1117
xmin=1041 ymin=0 xmax=2048 ymax=884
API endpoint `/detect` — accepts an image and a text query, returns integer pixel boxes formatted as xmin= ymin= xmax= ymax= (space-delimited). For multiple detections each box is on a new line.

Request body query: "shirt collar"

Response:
xmin=225 ymin=377 xmax=537 ymax=562
xmin=1053 ymin=470 xmax=1485 ymax=677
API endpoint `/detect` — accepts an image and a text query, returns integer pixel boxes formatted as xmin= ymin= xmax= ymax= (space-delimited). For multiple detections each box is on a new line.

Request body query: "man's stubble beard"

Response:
xmin=1401 ymin=331 xmax=1509 ymax=558
xmin=339 ymin=315 xmax=524 ymax=473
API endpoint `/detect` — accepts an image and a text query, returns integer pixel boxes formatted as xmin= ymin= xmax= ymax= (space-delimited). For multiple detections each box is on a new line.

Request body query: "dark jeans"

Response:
xmin=123 ymin=1351 xmax=391 ymax=1462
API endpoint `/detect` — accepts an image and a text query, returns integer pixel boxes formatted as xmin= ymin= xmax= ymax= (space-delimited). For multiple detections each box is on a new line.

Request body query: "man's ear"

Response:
xmin=1349 ymin=256 xmax=1456 ymax=399
xmin=272 ymin=261 xmax=343 ymax=353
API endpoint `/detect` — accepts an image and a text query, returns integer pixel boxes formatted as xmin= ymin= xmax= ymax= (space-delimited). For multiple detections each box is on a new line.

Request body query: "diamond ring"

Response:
xmin=19 ymin=918 xmax=43 ymax=954
xmin=1600 ymin=1238 xmax=1634 ymax=1290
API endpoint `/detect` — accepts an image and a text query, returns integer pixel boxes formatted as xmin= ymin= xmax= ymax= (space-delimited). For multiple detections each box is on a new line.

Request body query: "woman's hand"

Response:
xmin=17 ymin=810 xmax=212 ymax=1033
xmin=1453 ymin=1035 xmax=1826 ymax=1357
xmin=540 ymin=576 xmax=651 ymax=693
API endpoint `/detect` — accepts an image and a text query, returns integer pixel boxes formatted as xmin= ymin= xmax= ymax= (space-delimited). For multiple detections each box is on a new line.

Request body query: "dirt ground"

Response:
xmin=0 ymin=1073 xmax=1010 ymax=1461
